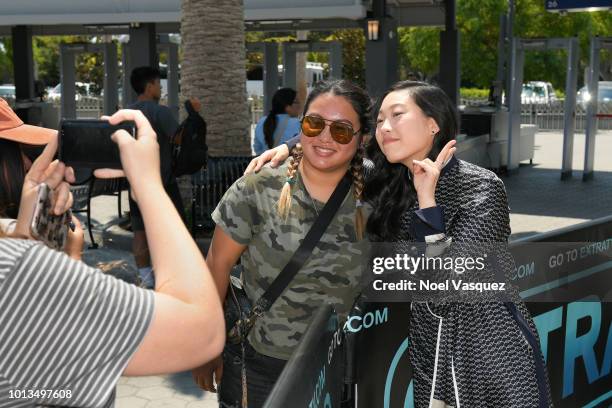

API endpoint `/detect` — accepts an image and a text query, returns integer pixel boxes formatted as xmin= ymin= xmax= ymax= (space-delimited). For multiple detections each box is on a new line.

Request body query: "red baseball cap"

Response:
xmin=0 ymin=97 xmax=56 ymax=145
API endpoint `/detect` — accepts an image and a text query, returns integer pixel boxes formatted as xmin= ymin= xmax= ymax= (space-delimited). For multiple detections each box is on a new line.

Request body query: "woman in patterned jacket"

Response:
xmin=248 ymin=81 xmax=552 ymax=408
xmin=367 ymin=81 xmax=551 ymax=407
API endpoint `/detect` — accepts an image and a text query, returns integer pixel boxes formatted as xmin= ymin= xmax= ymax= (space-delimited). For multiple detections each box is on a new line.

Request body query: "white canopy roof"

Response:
xmin=0 ymin=0 xmax=367 ymax=25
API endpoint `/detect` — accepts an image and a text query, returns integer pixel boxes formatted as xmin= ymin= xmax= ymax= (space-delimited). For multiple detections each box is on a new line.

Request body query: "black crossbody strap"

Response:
xmin=254 ymin=173 xmax=353 ymax=314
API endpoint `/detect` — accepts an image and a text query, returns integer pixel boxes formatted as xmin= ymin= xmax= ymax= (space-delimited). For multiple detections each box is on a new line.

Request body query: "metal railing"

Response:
xmin=249 ymin=96 xmax=264 ymax=125
xmin=50 ymin=96 xmax=104 ymax=119
xmin=461 ymin=98 xmax=612 ymax=131
xmin=520 ymin=100 xmax=612 ymax=131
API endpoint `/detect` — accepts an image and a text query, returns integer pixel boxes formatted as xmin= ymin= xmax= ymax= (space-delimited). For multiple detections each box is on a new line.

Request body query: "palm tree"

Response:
xmin=180 ymin=0 xmax=251 ymax=157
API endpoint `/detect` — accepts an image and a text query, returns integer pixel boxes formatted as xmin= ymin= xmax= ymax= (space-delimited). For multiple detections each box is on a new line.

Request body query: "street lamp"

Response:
xmin=367 ymin=19 xmax=380 ymax=41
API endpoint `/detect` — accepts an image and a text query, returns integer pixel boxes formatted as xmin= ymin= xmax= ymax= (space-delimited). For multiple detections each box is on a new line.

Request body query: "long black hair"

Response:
xmin=364 ymin=81 xmax=459 ymax=241
xmin=263 ymin=88 xmax=297 ymax=149
xmin=0 ymin=139 xmax=26 ymax=218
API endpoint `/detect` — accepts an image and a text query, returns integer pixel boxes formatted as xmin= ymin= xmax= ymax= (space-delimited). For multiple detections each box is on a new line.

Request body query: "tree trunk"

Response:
xmin=179 ymin=0 xmax=250 ymax=215
xmin=180 ymin=0 xmax=250 ymax=157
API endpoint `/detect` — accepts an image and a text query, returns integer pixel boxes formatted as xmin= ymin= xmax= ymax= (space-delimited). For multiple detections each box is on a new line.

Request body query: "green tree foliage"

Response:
xmin=244 ymin=32 xmax=297 ymax=78
xmin=0 ymin=35 xmax=107 ymax=92
xmin=0 ymin=38 xmax=13 ymax=84
xmin=244 ymin=29 xmax=366 ymax=87
xmin=400 ymin=0 xmax=612 ymax=89
xmin=33 ymin=36 xmax=65 ymax=87
xmin=399 ymin=27 xmax=440 ymax=81
xmin=325 ymin=29 xmax=365 ymax=87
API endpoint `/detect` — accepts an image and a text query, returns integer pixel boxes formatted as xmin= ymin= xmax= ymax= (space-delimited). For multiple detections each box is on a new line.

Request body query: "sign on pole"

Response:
xmin=545 ymin=0 xmax=612 ymax=12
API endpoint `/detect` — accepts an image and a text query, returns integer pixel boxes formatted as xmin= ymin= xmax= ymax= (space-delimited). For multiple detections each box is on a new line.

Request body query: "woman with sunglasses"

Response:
xmin=246 ymin=81 xmax=551 ymax=407
xmin=193 ymin=80 xmax=371 ymax=408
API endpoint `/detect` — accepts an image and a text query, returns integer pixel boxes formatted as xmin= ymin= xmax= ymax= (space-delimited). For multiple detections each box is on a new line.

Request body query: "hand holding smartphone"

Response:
xmin=58 ymin=119 xmax=136 ymax=169
xmin=30 ymin=183 xmax=74 ymax=250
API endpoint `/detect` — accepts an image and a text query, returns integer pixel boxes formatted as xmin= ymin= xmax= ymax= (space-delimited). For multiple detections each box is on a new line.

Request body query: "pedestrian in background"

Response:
xmin=253 ymin=88 xmax=301 ymax=155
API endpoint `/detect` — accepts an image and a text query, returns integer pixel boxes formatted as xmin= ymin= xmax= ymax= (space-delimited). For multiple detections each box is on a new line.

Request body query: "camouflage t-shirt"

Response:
xmin=212 ymin=162 xmax=370 ymax=360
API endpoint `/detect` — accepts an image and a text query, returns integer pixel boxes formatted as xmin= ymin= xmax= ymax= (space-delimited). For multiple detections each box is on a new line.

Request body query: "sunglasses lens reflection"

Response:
xmin=301 ymin=115 xmax=354 ymax=144
xmin=302 ymin=116 xmax=325 ymax=136
xmin=330 ymin=123 xmax=352 ymax=144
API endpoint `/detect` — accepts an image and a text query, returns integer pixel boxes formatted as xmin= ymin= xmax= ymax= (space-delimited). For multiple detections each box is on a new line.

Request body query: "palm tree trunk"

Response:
xmin=179 ymin=0 xmax=251 ymax=216
xmin=180 ymin=0 xmax=250 ymax=157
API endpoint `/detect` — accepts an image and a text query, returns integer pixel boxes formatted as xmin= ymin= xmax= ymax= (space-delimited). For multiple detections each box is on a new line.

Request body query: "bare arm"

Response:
xmin=206 ymin=225 xmax=247 ymax=300
xmin=96 ymin=109 xmax=225 ymax=375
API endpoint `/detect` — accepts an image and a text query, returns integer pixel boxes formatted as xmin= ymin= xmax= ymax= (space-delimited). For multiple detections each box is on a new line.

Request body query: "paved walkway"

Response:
xmin=503 ymin=130 xmax=612 ymax=240
xmin=79 ymin=130 xmax=612 ymax=407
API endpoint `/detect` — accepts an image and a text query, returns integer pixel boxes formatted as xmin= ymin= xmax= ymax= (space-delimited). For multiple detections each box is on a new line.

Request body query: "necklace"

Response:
xmin=300 ymin=171 xmax=320 ymax=216
xmin=308 ymin=193 xmax=320 ymax=216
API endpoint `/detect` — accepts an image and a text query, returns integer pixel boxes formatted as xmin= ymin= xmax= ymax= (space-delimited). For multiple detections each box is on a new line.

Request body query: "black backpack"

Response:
xmin=171 ymin=100 xmax=208 ymax=176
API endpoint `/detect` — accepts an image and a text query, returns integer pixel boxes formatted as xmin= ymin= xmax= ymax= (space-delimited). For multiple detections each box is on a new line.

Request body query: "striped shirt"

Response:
xmin=0 ymin=239 xmax=154 ymax=407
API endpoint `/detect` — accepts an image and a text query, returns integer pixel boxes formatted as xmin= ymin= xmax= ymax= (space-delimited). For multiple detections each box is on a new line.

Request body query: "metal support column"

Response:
xmin=583 ymin=37 xmax=612 ymax=181
xmin=505 ymin=0 xmax=515 ymax=106
xmin=508 ymin=37 xmax=580 ymax=178
xmin=506 ymin=38 xmax=524 ymax=174
xmin=439 ymin=0 xmax=460 ymax=104
xmin=493 ymin=14 xmax=507 ymax=108
xmin=282 ymin=43 xmax=297 ymax=89
xmin=164 ymin=42 xmax=180 ymax=120
xmin=59 ymin=44 xmax=80 ymax=119
xmin=328 ymin=42 xmax=343 ymax=80
xmin=583 ymin=38 xmax=600 ymax=181
xmin=583 ymin=41 xmax=599 ymax=181
xmin=127 ymin=23 xmax=157 ymax=105
xmin=122 ymin=48 xmax=130 ymax=109
xmin=103 ymin=42 xmax=118 ymax=115
xmin=365 ymin=17 xmax=399 ymax=99
xmin=263 ymin=42 xmax=279 ymax=112
xmin=560 ymin=37 xmax=579 ymax=180
xmin=12 ymin=26 xmax=35 ymax=101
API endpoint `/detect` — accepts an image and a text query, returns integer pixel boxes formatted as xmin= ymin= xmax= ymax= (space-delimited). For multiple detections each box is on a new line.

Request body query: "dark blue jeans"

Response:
xmin=218 ymin=341 xmax=286 ymax=408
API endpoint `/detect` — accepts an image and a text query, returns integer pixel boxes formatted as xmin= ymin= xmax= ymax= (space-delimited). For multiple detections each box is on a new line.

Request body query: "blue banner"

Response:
xmin=265 ymin=216 xmax=612 ymax=408
xmin=545 ymin=0 xmax=612 ymax=12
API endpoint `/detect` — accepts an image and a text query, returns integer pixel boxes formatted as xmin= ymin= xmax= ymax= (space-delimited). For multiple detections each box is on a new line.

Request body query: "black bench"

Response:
xmin=71 ymin=170 xmax=127 ymax=249
xmin=71 ymin=156 xmax=254 ymax=245
xmin=191 ymin=156 xmax=254 ymax=233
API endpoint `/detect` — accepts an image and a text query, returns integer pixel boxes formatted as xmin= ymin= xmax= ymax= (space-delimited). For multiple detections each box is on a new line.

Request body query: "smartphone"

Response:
xmin=59 ymin=119 xmax=136 ymax=169
xmin=30 ymin=183 xmax=73 ymax=251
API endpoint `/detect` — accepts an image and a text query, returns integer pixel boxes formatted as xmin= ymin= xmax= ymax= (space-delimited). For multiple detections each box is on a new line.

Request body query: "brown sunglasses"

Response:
xmin=300 ymin=115 xmax=360 ymax=144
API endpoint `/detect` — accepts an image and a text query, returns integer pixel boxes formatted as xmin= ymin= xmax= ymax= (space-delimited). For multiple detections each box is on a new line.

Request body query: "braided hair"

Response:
xmin=277 ymin=143 xmax=303 ymax=219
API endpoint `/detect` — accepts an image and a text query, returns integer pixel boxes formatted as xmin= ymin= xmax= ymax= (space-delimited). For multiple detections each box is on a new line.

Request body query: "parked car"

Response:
xmin=0 ymin=84 xmax=15 ymax=99
xmin=521 ymin=81 xmax=558 ymax=104
xmin=47 ymin=82 xmax=97 ymax=101
xmin=577 ymin=81 xmax=612 ymax=108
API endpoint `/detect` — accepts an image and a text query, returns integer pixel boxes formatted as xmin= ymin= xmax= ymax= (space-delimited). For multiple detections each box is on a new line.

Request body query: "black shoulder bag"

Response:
xmin=225 ymin=173 xmax=352 ymax=344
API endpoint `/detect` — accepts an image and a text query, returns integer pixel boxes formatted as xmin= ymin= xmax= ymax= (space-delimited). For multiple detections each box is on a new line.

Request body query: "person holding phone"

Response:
xmin=0 ymin=97 xmax=86 ymax=260
xmin=0 ymin=97 xmax=57 ymax=219
xmin=0 ymin=109 xmax=224 ymax=407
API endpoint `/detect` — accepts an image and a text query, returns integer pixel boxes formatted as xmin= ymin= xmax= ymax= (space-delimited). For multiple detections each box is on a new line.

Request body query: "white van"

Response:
xmin=246 ymin=62 xmax=326 ymax=98
xmin=521 ymin=81 xmax=558 ymax=104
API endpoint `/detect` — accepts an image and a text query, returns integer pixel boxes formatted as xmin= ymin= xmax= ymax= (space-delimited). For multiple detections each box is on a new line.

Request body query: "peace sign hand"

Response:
xmin=412 ymin=140 xmax=457 ymax=209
